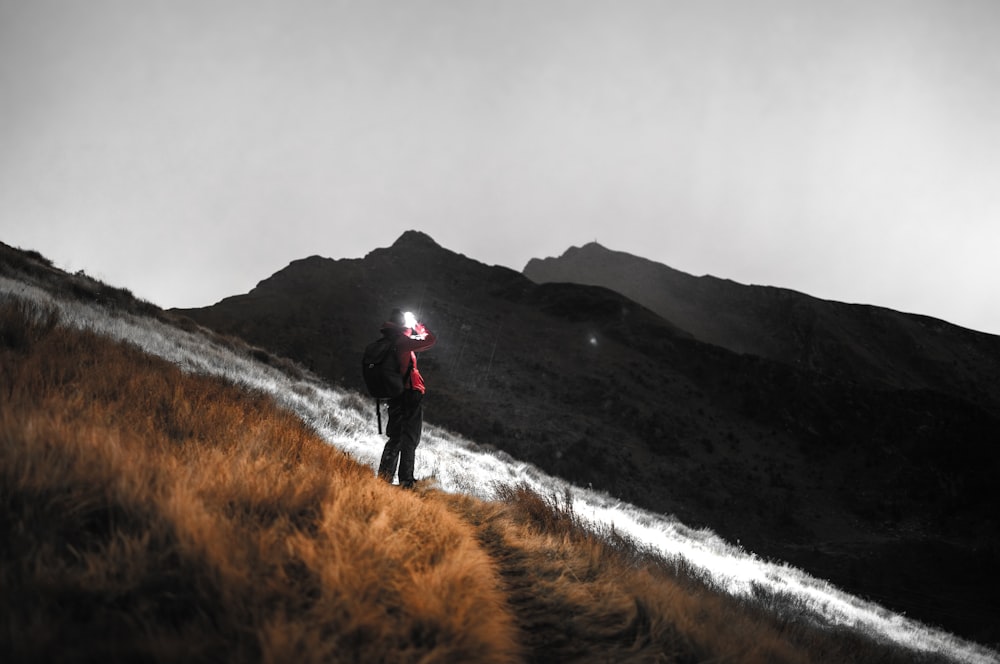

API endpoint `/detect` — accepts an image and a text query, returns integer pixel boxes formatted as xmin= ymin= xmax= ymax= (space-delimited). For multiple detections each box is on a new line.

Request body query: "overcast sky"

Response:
xmin=2 ymin=0 xmax=998 ymax=334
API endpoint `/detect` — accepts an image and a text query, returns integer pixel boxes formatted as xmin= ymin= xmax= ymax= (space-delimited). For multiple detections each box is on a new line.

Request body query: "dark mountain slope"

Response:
xmin=175 ymin=231 xmax=1000 ymax=645
xmin=525 ymin=242 xmax=1000 ymax=418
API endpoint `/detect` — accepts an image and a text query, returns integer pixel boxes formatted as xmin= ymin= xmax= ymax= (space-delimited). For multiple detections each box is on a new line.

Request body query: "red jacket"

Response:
xmin=392 ymin=329 xmax=436 ymax=393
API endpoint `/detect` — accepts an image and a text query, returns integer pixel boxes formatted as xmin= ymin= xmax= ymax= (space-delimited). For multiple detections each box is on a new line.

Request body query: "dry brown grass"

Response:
xmin=0 ymin=296 xmax=956 ymax=663
xmin=430 ymin=487 xmax=942 ymax=664
xmin=1 ymin=298 xmax=518 ymax=663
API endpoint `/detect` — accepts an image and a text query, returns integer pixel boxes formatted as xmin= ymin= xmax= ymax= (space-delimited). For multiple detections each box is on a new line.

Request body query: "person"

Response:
xmin=376 ymin=309 xmax=437 ymax=489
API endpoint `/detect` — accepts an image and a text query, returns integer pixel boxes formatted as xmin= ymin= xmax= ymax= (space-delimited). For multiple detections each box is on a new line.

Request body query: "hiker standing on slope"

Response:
xmin=377 ymin=309 xmax=436 ymax=489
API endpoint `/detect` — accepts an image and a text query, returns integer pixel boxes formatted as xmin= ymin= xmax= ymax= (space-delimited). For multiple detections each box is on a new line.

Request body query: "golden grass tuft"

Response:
xmin=429 ymin=486 xmax=962 ymax=664
xmin=1 ymin=298 xmax=519 ymax=663
xmin=431 ymin=488 xmax=806 ymax=663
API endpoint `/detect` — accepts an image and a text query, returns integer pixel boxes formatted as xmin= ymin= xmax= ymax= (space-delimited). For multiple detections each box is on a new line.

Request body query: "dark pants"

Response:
xmin=378 ymin=389 xmax=423 ymax=487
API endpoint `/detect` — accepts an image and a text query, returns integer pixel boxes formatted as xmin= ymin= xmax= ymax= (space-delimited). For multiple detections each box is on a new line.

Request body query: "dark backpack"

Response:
xmin=361 ymin=336 xmax=412 ymax=433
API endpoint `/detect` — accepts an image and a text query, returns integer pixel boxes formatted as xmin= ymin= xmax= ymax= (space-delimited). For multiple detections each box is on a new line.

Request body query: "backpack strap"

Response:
xmin=373 ymin=345 xmax=413 ymax=436
xmin=391 ymin=339 xmax=414 ymax=390
xmin=402 ymin=352 xmax=414 ymax=390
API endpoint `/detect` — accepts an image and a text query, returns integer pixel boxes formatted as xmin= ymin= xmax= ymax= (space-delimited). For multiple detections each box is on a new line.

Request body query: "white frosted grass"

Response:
xmin=2 ymin=278 xmax=995 ymax=664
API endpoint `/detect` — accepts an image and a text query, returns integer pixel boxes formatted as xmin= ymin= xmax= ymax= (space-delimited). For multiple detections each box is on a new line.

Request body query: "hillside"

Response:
xmin=173 ymin=231 xmax=1000 ymax=646
xmin=5 ymin=243 xmax=995 ymax=662
xmin=524 ymin=241 xmax=1000 ymax=417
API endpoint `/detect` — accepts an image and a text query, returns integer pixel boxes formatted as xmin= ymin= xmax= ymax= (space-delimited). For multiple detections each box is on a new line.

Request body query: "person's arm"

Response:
xmin=399 ymin=325 xmax=436 ymax=353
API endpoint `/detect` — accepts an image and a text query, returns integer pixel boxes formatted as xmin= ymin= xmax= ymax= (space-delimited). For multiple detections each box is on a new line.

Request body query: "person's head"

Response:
xmin=380 ymin=308 xmax=406 ymax=335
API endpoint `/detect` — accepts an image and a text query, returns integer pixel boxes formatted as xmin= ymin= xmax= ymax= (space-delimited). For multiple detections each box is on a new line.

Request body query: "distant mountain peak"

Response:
xmin=391 ymin=230 xmax=441 ymax=250
xmin=549 ymin=241 xmax=612 ymax=260
xmin=526 ymin=241 xmax=672 ymax=279
xmin=539 ymin=242 xmax=662 ymax=269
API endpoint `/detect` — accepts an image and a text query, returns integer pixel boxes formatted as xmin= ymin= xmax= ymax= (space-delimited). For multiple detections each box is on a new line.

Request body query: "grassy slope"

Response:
xmin=0 ymin=286 xmax=968 ymax=662
xmin=1 ymin=298 xmax=518 ymax=663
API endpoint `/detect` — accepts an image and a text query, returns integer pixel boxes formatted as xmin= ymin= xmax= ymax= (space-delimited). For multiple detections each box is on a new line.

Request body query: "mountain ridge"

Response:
xmin=525 ymin=241 xmax=1000 ymax=417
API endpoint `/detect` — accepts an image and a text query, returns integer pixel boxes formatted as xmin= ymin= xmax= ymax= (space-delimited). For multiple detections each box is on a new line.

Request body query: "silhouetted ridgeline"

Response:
xmin=7 ymin=242 xmax=997 ymax=661
xmin=524 ymin=241 xmax=1000 ymax=416
xmin=175 ymin=231 xmax=1000 ymax=646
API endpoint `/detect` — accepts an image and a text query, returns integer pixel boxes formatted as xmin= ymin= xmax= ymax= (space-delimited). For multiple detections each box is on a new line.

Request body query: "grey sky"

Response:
xmin=2 ymin=0 xmax=998 ymax=334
